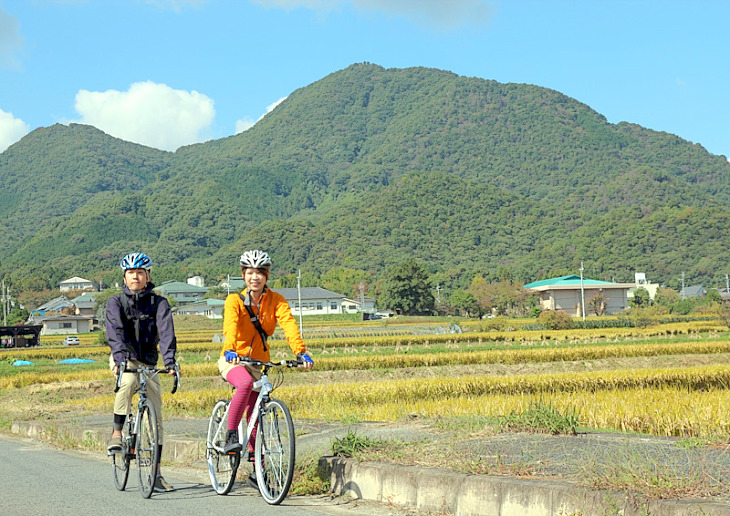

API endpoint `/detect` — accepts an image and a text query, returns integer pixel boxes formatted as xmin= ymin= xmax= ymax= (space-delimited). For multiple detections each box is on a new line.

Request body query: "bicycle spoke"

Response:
xmin=207 ymin=400 xmax=239 ymax=495
xmin=255 ymin=398 xmax=295 ymax=505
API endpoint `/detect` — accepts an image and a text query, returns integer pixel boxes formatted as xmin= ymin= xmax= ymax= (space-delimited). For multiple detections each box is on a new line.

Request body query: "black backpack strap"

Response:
xmin=239 ymin=292 xmax=268 ymax=352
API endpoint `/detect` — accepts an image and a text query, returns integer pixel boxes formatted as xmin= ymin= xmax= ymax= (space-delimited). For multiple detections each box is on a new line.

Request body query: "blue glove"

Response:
xmin=224 ymin=350 xmax=238 ymax=362
xmin=297 ymin=352 xmax=314 ymax=365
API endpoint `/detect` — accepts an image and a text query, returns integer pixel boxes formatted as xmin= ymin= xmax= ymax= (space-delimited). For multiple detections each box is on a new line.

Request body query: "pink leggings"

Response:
xmin=226 ymin=365 xmax=259 ymax=452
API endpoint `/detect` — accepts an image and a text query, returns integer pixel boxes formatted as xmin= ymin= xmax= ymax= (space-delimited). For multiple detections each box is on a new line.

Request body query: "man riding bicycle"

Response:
xmin=105 ymin=252 xmax=178 ymax=493
xmin=218 ymin=249 xmax=313 ymax=488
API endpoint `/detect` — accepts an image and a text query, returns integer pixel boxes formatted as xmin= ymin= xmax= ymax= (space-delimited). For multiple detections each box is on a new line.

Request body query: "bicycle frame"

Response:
xmin=207 ymin=357 xmax=299 ymax=503
xmin=110 ymin=362 xmax=180 ymax=497
xmin=210 ymin=365 xmax=274 ymax=456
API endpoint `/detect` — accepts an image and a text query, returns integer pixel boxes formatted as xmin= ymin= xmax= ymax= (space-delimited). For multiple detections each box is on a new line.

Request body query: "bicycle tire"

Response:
xmin=255 ymin=398 xmax=295 ymax=505
xmin=136 ymin=402 xmax=159 ymax=498
xmin=111 ymin=448 xmax=130 ymax=491
xmin=207 ymin=399 xmax=240 ymax=495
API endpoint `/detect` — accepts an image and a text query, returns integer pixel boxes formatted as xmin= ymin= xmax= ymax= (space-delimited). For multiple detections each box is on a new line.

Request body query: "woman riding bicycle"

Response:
xmin=218 ymin=250 xmax=313 ymax=470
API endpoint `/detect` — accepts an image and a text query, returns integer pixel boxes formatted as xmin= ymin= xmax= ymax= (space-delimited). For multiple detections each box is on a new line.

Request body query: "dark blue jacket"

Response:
xmin=105 ymin=282 xmax=177 ymax=367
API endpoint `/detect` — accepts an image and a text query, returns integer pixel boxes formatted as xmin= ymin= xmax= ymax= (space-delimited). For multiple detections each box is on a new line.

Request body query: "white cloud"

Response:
xmin=252 ymin=0 xmax=493 ymax=29
xmin=235 ymin=96 xmax=287 ymax=134
xmin=74 ymin=81 xmax=215 ymax=151
xmin=0 ymin=4 xmax=23 ymax=69
xmin=0 ymin=108 xmax=30 ymax=153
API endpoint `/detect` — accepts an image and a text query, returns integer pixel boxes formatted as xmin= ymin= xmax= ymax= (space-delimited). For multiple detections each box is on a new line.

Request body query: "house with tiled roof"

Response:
xmin=173 ymin=298 xmax=225 ymax=319
xmin=154 ymin=280 xmax=208 ymax=305
xmin=524 ymin=275 xmax=634 ymax=316
xmin=59 ymin=276 xmax=95 ymax=292
xmin=275 ymin=287 xmax=346 ymax=316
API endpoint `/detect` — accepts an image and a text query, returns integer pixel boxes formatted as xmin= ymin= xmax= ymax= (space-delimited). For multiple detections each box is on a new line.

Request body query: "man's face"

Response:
xmin=124 ymin=268 xmax=149 ymax=292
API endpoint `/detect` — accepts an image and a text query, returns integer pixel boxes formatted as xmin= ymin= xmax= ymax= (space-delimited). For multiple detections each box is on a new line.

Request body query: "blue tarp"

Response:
xmin=58 ymin=359 xmax=95 ymax=364
xmin=13 ymin=360 xmax=34 ymax=366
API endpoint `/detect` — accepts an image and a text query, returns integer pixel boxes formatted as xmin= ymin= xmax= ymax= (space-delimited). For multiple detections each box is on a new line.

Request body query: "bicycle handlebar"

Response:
xmin=114 ymin=361 xmax=181 ymax=394
xmin=234 ymin=356 xmax=301 ymax=368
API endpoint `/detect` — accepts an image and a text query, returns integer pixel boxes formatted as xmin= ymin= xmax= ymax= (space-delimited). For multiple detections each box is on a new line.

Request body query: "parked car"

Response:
xmin=63 ymin=336 xmax=80 ymax=346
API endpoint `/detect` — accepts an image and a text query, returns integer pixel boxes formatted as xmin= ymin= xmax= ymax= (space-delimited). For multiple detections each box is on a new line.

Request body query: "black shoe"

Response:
xmin=223 ymin=430 xmax=242 ymax=454
xmin=246 ymin=472 xmax=258 ymax=489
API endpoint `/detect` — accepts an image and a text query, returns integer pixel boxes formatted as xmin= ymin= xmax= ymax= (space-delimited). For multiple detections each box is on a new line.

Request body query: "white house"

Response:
xmin=627 ymin=272 xmax=660 ymax=301
xmin=59 ymin=276 xmax=95 ymax=292
xmin=213 ymin=284 xmax=378 ymax=316
xmin=342 ymin=296 xmax=377 ymax=314
xmin=276 ymin=287 xmax=347 ymax=316
xmin=38 ymin=315 xmax=94 ymax=335
xmin=174 ymin=299 xmax=225 ymax=319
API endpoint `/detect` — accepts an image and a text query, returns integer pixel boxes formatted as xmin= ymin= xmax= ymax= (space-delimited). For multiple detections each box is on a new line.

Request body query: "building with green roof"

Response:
xmin=524 ymin=275 xmax=634 ymax=316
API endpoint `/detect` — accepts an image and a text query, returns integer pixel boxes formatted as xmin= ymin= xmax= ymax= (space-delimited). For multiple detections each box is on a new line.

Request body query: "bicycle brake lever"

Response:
xmin=114 ymin=360 xmax=126 ymax=393
xmin=171 ymin=363 xmax=180 ymax=394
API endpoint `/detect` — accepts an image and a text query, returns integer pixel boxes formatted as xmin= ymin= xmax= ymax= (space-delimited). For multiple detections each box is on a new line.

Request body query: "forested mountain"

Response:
xmin=1 ymin=63 xmax=729 ymax=292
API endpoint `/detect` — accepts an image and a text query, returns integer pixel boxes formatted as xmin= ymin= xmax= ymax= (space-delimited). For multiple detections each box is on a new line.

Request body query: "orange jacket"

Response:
xmin=221 ymin=288 xmax=305 ymax=361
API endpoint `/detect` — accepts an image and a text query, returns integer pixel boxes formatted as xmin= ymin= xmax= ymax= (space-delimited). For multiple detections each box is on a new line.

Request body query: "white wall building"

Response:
xmin=59 ymin=277 xmax=94 ymax=292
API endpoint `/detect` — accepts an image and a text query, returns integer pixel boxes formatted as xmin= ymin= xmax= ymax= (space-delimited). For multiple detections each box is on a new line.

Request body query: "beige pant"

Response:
xmin=109 ymin=355 xmax=163 ymax=444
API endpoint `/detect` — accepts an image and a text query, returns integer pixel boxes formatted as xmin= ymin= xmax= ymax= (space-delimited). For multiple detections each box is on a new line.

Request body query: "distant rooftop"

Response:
xmin=524 ymin=275 xmax=619 ymax=289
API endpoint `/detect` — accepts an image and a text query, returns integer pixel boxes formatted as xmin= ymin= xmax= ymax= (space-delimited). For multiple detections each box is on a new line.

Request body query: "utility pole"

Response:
xmin=297 ymin=270 xmax=303 ymax=335
xmin=681 ymin=272 xmax=685 ymax=299
xmin=579 ymin=262 xmax=586 ymax=322
xmin=1 ymin=280 xmax=7 ymax=327
xmin=435 ymin=284 xmax=441 ymax=305
xmin=359 ymin=282 xmax=365 ymax=312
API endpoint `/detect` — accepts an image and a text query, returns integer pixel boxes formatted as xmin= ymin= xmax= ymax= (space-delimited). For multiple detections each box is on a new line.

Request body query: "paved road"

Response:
xmin=0 ymin=434 xmax=416 ymax=516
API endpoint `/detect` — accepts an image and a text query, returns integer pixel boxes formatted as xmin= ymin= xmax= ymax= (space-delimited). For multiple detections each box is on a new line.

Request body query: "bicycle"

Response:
xmin=109 ymin=362 xmax=180 ymax=498
xmin=206 ymin=357 xmax=299 ymax=504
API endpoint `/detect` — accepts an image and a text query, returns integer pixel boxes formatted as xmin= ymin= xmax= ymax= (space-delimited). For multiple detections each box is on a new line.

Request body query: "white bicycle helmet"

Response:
xmin=240 ymin=249 xmax=272 ymax=269
xmin=120 ymin=252 xmax=153 ymax=271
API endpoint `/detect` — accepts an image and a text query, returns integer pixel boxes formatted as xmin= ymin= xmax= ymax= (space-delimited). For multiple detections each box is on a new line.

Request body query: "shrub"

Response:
xmin=537 ymin=310 xmax=574 ymax=330
xmin=480 ymin=316 xmax=512 ymax=332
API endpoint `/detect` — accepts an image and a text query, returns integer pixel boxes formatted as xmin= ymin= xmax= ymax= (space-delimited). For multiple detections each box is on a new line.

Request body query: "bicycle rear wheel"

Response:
xmin=136 ymin=402 xmax=159 ymax=498
xmin=207 ymin=399 xmax=240 ymax=495
xmin=111 ymin=449 xmax=130 ymax=491
xmin=255 ymin=398 xmax=295 ymax=505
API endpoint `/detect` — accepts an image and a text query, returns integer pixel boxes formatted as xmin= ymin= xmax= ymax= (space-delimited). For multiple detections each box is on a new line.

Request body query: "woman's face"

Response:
xmin=243 ymin=267 xmax=268 ymax=294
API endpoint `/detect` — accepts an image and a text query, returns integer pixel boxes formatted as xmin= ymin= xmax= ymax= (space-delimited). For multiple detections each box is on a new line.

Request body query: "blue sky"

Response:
xmin=1 ymin=0 xmax=728 ymax=159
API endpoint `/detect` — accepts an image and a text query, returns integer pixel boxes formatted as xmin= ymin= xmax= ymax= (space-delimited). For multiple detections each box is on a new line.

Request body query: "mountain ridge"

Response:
xmin=1 ymin=63 xmax=728 ymax=291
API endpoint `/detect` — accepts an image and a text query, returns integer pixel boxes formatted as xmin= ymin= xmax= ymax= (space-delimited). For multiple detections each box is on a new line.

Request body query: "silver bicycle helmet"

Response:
xmin=240 ymin=249 xmax=272 ymax=269
xmin=120 ymin=252 xmax=153 ymax=271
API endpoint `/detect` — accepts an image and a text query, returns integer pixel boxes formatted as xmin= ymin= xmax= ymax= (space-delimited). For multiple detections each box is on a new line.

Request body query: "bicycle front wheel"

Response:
xmin=207 ymin=399 xmax=240 ymax=495
xmin=136 ymin=402 xmax=159 ymax=498
xmin=111 ymin=448 xmax=130 ymax=491
xmin=255 ymin=398 xmax=295 ymax=505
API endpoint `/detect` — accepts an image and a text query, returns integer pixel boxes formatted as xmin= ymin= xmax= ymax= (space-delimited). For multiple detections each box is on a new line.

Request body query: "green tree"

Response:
xmin=378 ymin=260 xmax=434 ymax=315
xmin=449 ymin=289 xmax=479 ymax=317
xmin=95 ymin=287 xmax=121 ymax=326
xmin=6 ymin=303 xmax=29 ymax=325
xmin=629 ymin=287 xmax=650 ymax=308
xmin=705 ymin=289 xmax=723 ymax=304
xmin=320 ymin=267 xmax=371 ymax=298
xmin=655 ymin=287 xmax=680 ymax=307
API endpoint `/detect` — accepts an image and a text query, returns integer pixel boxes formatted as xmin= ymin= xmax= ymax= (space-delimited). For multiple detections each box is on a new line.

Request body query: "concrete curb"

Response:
xmin=10 ymin=420 xmax=730 ymax=515
xmin=318 ymin=457 xmax=730 ymax=516
xmin=10 ymin=421 xmax=205 ymax=464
